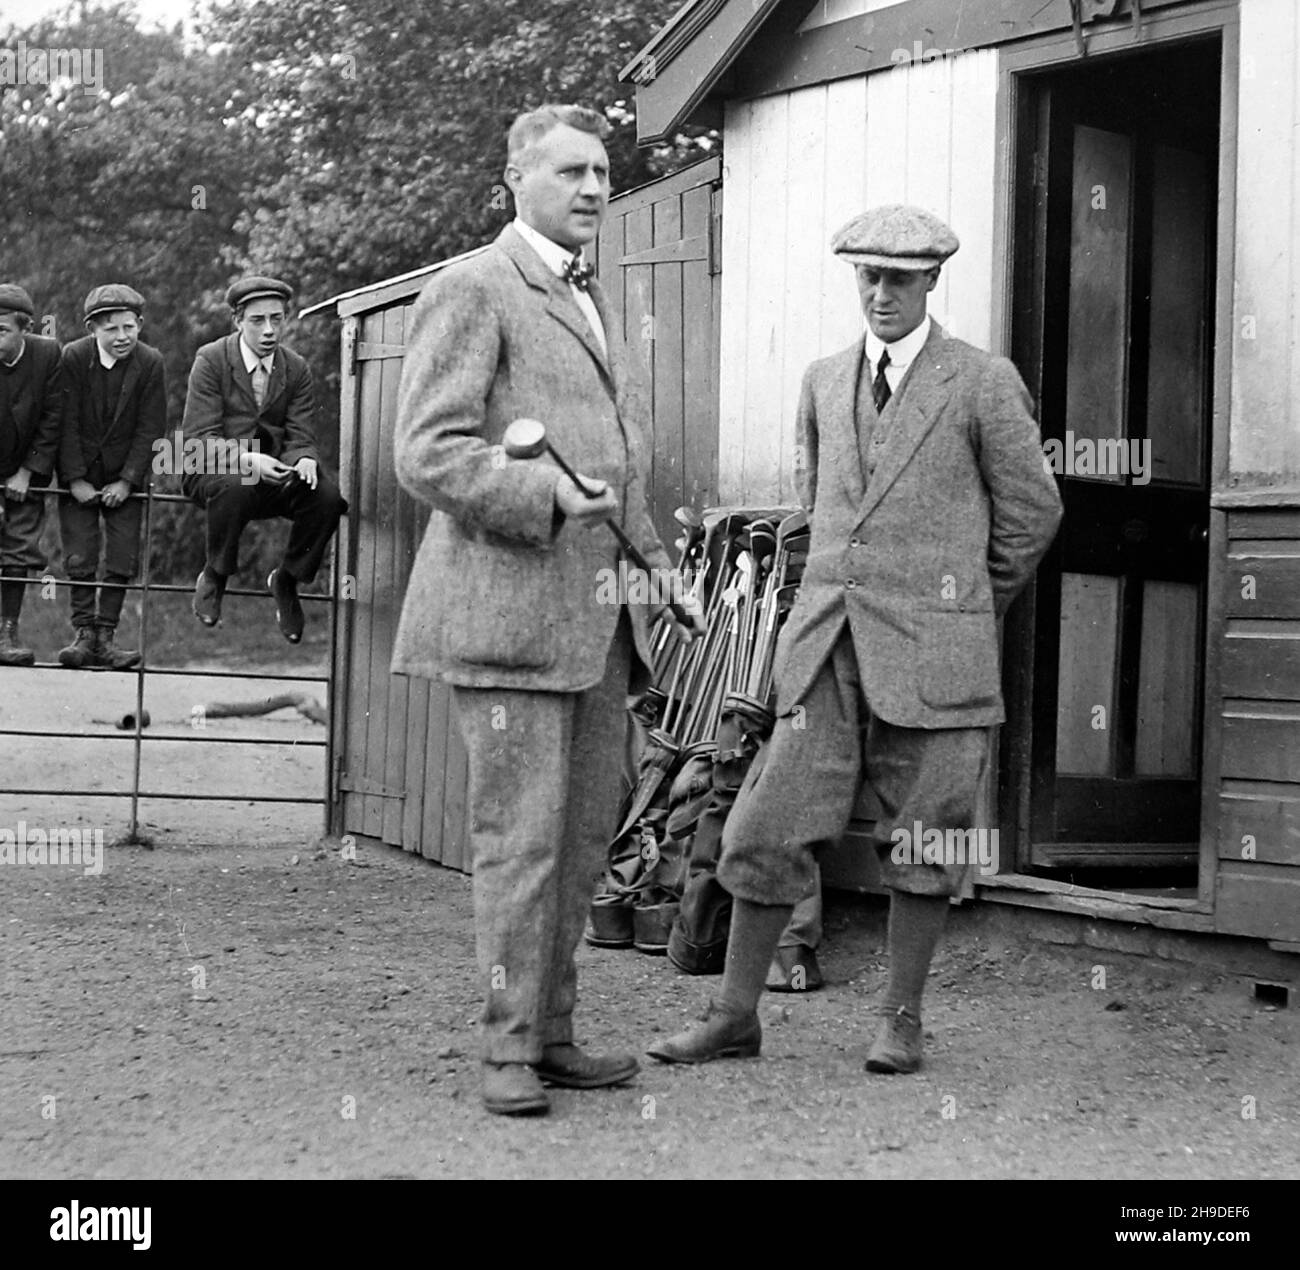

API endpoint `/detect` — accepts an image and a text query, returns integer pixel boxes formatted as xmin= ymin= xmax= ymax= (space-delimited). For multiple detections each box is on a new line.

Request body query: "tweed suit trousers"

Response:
xmin=719 ymin=628 xmax=989 ymax=905
xmin=453 ymin=611 xmax=633 ymax=1064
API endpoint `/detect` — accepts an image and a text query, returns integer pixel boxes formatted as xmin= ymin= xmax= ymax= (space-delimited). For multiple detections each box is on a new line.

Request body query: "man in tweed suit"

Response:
xmin=392 ymin=104 xmax=698 ymax=1116
xmin=650 ymin=206 xmax=1063 ymax=1073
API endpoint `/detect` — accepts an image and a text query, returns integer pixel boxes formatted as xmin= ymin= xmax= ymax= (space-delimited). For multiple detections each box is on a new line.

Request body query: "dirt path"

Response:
xmin=2 ymin=818 xmax=1297 ymax=1179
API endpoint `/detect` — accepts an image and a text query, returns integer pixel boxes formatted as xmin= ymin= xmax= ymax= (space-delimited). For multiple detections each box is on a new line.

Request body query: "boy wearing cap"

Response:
xmin=650 ymin=205 xmax=1063 ymax=1074
xmin=0 ymin=283 xmax=62 ymax=667
xmin=58 ymin=285 xmax=168 ymax=670
xmin=181 ymin=275 xmax=346 ymax=642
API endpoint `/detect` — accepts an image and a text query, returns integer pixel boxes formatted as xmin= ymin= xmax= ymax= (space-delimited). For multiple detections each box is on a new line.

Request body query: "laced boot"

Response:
xmin=0 ymin=618 xmax=35 ymax=667
xmin=58 ymin=626 xmax=99 ymax=669
xmin=95 ymin=625 xmax=141 ymax=671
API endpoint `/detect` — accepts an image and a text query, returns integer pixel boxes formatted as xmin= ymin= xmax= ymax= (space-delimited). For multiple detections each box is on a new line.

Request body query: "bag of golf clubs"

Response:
xmin=585 ymin=506 xmax=810 ymax=962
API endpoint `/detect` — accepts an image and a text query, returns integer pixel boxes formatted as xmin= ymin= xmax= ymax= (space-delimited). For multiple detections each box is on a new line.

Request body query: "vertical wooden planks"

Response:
xmin=903 ymin=54 xmax=953 ymax=325
xmin=947 ymin=48 xmax=999 ymax=349
xmin=352 ymin=308 xmax=386 ymax=839
xmin=376 ymin=305 xmax=409 ymax=848
xmin=651 ymin=192 xmax=685 ymax=541
xmin=821 ymin=76 xmax=870 ymax=355
xmin=784 ymin=84 xmax=831 ymax=506
xmin=1136 ymin=579 xmax=1200 ymax=776
xmin=739 ymin=93 xmax=789 ymax=504
xmin=681 ymin=178 xmax=718 ymax=511
xmin=718 ymin=98 xmax=754 ymax=503
xmin=1232 ymin=0 xmax=1298 ymax=474
xmin=440 ymin=693 xmax=469 ymax=872
xmin=1056 ymin=571 xmax=1120 ymax=776
xmin=421 ymin=649 xmax=452 ymax=864
xmin=864 ymin=57 xmax=910 ymax=207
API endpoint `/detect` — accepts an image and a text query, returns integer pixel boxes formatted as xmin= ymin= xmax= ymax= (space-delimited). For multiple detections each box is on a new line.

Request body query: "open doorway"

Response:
xmin=1006 ymin=39 xmax=1221 ymax=894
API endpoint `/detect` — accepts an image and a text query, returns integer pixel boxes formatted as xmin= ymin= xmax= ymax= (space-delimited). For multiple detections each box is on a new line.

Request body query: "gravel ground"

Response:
xmin=2 ymin=822 xmax=1297 ymax=1180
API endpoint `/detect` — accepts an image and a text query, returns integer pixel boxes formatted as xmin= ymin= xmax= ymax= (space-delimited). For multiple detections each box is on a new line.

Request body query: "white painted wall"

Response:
xmin=718 ymin=52 xmax=998 ymax=503
xmin=1232 ymin=0 xmax=1300 ymax=478
xmin=798 ymin=0 xmax=905 ymax=33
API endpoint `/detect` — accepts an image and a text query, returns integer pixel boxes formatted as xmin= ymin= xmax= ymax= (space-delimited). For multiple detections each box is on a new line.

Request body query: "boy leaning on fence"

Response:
xmin=57 ymin=284 xmax=168 ymax=670
xmin=0 ymin=283 xmax=62 ymax=668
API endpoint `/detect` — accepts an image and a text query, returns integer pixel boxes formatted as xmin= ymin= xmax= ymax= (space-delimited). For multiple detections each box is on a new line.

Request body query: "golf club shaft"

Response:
xmin=542 ymin=441 xmax=696 ymax=629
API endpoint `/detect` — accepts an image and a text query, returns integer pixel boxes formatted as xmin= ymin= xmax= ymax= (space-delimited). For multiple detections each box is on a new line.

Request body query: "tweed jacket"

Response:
xmin=391 ymin=223 xmax=672 ymax=691
xmin=0 ymin=334 xmax=62 ymax=483
xmin=772 ymin=322 xmax=1063 ymax=728
xmin=59 ymin=336 xmax=168 ymax=489
xmin=180 ymin=332 xmax=319 ymax=466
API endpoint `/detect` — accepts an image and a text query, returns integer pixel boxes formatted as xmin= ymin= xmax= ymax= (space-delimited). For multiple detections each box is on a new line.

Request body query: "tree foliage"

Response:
xmin=1 ymin=0 xmax=713 ymax=586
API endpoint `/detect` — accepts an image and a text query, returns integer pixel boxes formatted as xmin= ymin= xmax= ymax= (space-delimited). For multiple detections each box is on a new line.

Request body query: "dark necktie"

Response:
xmin=562 ymin=253 xmax=595 ymax=291
xmin=872 ymin=349 xmax=892 ymax=414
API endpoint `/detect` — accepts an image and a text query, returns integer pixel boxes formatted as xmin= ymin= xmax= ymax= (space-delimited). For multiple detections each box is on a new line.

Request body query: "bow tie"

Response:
xmin=562 ymin=254 xmax=595 ymax=291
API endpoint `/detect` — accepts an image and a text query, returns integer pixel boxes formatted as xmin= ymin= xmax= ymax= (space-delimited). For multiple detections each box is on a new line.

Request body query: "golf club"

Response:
xmin=503 ymin=418 xmax=698 ymax=631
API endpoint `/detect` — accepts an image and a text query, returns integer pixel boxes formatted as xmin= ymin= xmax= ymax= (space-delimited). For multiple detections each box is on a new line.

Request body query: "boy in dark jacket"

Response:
xmin=58 ymin=284 xmax=167 ymax=669
xmin=0 ymin=283 xmax=62 ymax=667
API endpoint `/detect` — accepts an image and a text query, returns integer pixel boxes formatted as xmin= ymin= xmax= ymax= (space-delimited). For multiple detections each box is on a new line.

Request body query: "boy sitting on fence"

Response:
xmin=57 ymin=284 xmax=167 ymax=670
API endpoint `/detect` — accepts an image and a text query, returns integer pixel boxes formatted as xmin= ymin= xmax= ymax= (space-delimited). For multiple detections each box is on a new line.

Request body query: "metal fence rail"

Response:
xmin=0 ymin=482 xmax=341 ymax=843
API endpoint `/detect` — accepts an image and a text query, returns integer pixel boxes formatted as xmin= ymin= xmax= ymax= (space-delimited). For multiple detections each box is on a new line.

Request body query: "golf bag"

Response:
xmin=667 ymin=692 xmax=775 ymax=974
xmin=586 ymin=725 xmax=681 ymax=951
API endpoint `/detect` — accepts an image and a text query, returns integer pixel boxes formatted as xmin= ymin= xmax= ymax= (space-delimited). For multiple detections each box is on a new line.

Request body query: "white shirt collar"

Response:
xmin=239 ymin=337 xmax=274 ymax=375
xmin=865 ymin=314 xmax=932 ymax=370
xmin=97 ymin=342 xmax=119 ymax=370
xmin=513 ymin=216 xmax=586 ymax=279
xmin=3 ymin=338 xmax=24 ymax=369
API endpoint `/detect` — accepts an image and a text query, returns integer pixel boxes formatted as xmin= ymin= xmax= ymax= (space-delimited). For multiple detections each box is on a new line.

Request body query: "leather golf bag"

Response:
xmin=667 ymin=691 xmax=775 ymax=974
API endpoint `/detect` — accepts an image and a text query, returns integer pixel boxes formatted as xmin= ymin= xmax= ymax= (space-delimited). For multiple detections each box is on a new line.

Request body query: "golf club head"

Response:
xmin=674 ymin=505 xmax=704 ymax=530
xmin=502 ymin=417 xmax=548 ymax=460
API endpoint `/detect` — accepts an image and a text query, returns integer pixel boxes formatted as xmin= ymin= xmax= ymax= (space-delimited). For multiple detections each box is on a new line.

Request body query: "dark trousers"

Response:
xmin=183 ymin=470 xmax=346 ymax=583
xmin=58 ymin=497 xmax=144 ymax=629
xmin=0 ymin=492 xmax=48 ymax=620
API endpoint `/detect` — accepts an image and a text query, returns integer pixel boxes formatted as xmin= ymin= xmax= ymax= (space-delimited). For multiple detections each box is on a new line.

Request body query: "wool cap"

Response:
xmin=84 ymin=283 xmax=145 ymax=323
xmin=0 ymin=283 xmax=35 ymax=318
xmin=831 ymin=205 xmax=959 ymax=270
xmin=226 ymin=276 xmax=293 ymax=310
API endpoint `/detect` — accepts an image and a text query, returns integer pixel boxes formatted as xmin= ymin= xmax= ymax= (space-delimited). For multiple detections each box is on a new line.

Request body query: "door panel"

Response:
xmin=1022 ymin=43 xmax=1220 ymax=872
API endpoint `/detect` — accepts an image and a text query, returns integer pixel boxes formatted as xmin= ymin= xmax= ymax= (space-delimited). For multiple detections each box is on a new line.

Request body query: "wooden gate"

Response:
xmin=325 ymin=159 xmax=723 ymax=870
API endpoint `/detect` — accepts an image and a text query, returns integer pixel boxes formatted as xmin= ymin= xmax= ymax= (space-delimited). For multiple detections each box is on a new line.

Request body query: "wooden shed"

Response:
xmin=621 ymin=0 xmax=1300 ymax=950
xmin=307 ymin=157 xmax=724 ymax=869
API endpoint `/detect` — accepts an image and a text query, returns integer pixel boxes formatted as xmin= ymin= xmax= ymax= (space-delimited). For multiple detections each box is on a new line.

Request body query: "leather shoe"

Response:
xmin=533 ymin=1043 xmax=639 ymax=1089
xmin=268 ymin=568 xmax=304 ymax=643
xmin=192 ymin=568 xmax=225 ymax=627
xmin=481 ymin=1062 xmax=550 ymax=1116
xmin=865 ymin=1005 xmax=923 ymax=1074
xmin=646 ymin=999 xmax=761 ymax=1064
xmin=765 ymin=944 xmax=824 ymax=993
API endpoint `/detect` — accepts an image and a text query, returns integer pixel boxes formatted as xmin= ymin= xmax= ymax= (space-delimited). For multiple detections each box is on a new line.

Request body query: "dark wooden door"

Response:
xmin=1017 ymin=43 xmax=1220 ymax=870
xmin=597 ymin=156 xmax=722 ymax=549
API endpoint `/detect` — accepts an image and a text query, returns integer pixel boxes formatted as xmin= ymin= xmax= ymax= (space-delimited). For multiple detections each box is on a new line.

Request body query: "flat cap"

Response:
xmin=225 ymin=275 xmax=293 ymax=310
xmin=84 ymin=283 xmax=145 ymax=323
xmin=0 ymin=283 xmax=35 ymax=318
xmin=831 ymin=204 xmax=959 ymax=270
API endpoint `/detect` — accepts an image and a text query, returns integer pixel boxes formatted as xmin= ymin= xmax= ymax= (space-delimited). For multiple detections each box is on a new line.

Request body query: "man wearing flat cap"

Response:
xmin=181 ymin=275 xmax=346 ymax=641
xmin=57 ymin=284 xmax=168 ymax=669
xmin=652 ymin=204 xmax=1063 ymax=1073
xmin=0 ymin=283 xmax=62 ymax=667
